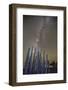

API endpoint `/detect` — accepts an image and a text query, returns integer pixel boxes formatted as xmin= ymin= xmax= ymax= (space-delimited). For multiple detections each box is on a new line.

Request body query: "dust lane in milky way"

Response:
xmin=23 ymin=15 xmax=57 ymax=65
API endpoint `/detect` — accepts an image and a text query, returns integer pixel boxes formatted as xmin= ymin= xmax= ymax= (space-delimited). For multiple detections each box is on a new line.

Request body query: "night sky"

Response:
xmin=23 ymin=15 xmax=57 ymax=64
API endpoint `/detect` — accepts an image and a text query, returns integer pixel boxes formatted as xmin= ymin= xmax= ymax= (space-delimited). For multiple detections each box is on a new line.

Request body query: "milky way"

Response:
xmin=23 ymin=15 xmax=57 ymax=65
